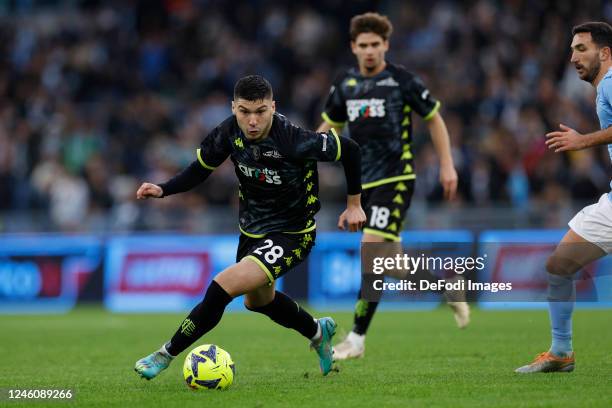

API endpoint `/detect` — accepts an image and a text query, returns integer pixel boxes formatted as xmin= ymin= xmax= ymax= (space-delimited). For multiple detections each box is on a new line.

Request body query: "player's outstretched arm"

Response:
xmin=136 ymin=160 xmax=212 ymax=199
xmin=426 ymin=112 xmax=458 ymax=201
xmin=546 ymin=123 xmax=612 ymax=152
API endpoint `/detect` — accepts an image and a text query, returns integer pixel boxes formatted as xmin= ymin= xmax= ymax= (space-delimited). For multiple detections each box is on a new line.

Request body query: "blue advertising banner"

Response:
xmin=0 ymin=235 xmax=102 ymax=313
xmin=2 ymin=230 xmax=608 ymax=314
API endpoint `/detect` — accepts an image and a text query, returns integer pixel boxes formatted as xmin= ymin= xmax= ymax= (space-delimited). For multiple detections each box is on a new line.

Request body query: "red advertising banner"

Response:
xmin=117 ymin=253 xmax=210 ymax=296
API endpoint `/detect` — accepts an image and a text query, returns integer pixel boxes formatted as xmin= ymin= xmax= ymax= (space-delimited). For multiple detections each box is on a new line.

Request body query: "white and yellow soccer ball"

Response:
xmin=183 ymin=344 xmax=235 ymax=390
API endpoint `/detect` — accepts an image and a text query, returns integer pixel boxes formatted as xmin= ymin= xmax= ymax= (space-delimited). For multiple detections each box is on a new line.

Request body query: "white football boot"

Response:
xmin=332 ymin=331 xmax=365 ymax=360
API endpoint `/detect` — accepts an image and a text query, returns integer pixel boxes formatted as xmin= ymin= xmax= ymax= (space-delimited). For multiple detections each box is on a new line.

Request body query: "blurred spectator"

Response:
xmin=0 ymin=0 xmax=610 ymax=232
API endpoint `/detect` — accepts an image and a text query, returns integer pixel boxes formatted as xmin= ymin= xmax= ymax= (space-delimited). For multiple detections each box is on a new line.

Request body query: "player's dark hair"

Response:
xmin=233 ymin=75 xmax=273 ymax=101
xmin=350 ymin=12 xmax=393 ymax=41
xmin=572 ymin=22 xmax=612 ymax=49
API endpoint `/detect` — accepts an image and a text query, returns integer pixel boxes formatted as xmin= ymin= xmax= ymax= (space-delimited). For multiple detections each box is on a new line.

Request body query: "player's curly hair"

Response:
xmin=350 ymin=12 xmax=393 ymax=42
xmin=234 ymin=75 xmax=273 ymax=101
xmin=572 ymin=22 xmax=612 ymax=49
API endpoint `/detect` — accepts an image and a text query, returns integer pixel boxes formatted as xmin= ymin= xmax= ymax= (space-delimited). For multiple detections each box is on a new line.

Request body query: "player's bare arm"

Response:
xmin=546 ymin=123 xmax=612 ymax=152
xmin=426 ymin=111 xmax=458 ymax=201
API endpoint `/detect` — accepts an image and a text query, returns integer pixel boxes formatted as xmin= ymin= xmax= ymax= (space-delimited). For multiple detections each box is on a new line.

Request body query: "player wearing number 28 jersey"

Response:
xmin=133 ymin=75 xmax=366 ymax=379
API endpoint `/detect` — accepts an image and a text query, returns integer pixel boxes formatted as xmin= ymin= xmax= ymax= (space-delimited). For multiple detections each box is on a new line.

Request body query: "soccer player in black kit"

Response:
xmin=316 ymin=12 xmax=469 ymax=360
xmin=134 ymin=75 xmax=366 ymax=379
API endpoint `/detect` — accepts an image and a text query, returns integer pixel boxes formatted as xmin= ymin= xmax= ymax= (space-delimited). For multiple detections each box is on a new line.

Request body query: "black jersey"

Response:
xmin=196 ymin=113 xmax=341 ymax=236
xmin=322 ymin=62 xmax=440 ymax=189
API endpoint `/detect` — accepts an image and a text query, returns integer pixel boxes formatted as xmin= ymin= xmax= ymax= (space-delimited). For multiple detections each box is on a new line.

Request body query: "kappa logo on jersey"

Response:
xmin=238 ymin=163 xmax=282 ymax=184
xmin=346 ymin=98 xmax=386 ymax=121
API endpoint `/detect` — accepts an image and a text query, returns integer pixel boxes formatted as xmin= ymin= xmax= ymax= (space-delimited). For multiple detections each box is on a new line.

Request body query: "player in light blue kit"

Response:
xmin=516 ymin=22 xmax=612 ymax=373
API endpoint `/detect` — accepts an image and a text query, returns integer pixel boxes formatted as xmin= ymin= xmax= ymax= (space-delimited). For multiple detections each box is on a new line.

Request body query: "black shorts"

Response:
xmin=361 ymin=180 xmax=415 ymax=241
xmin=236 ymin=231 xmax=316 ymax=283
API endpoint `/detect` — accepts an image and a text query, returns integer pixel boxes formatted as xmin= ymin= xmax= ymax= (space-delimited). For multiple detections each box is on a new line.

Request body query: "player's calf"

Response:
xmin=245 ymin=291 xmax=319 ymax=339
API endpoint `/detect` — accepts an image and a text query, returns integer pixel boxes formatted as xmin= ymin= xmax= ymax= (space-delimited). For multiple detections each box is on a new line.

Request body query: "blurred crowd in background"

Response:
xmin=1 ymin=0 xmax=611 ymax=232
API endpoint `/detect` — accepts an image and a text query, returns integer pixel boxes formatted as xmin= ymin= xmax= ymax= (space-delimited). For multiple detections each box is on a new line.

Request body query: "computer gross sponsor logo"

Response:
xmin=346 ymin=98 xmax=386 ymax=121
xmin=238 ymin=164 xmax=282 ymax=185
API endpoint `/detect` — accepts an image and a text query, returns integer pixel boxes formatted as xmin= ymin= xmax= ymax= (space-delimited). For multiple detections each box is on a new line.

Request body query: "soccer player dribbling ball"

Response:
xmin=516 ymin=22 xmax=612 ymax=374
xmin=134 ymin=75 xmax=366 ymax=379
xmin=316 ymin=12 xmax=468 ymax=360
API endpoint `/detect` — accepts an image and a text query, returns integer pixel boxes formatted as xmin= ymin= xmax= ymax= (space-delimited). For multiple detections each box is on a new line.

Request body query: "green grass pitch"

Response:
xmin=1 ymin=307 xmax=610 ymax=407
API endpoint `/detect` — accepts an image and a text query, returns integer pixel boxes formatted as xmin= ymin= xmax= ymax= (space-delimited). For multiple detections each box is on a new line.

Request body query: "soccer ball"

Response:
xmin=183 ymin=344 xmax=235 ymax=390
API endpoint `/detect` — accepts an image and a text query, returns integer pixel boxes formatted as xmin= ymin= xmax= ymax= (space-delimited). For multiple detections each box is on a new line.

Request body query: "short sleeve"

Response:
xmin=196 ymin=125 xmax=231 ymax=170
xmin=601 ymin=78 xmax=612 ymax=106
xmin=321 ymin=73 xmax=348 ymax=126
xmin=282 ymin=123 xmax=342 ymax=162
xmin=597 ymin=77 xmax=612 ymax=129
xmin=401 ymin=72 xmax=441 ymax=121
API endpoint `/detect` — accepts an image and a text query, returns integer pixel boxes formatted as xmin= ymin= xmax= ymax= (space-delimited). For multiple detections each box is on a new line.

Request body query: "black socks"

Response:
xmin=247 ymin=291 xmax=318 ymax=339
xmin=166 ymin=280 xmax=233 ymax=356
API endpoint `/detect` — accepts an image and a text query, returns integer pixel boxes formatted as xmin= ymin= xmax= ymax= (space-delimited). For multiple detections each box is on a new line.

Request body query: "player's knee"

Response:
xmin=243 ymin=297 xmax=270 ymax=311
xmin=362 ymin=232 xmax=386 ymax=243
xmin=243 ymin=298 xmax=258 ymax=311
xmin=546 ymin=254 xmax=579 ymax=277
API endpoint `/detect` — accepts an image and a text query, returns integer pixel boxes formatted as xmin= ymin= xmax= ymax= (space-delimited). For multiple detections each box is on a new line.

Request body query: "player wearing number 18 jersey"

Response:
xmin=317 ymin=12 xmax=468 ymax=360
xmin=133 ymin=75 xmax=366 ymax=379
